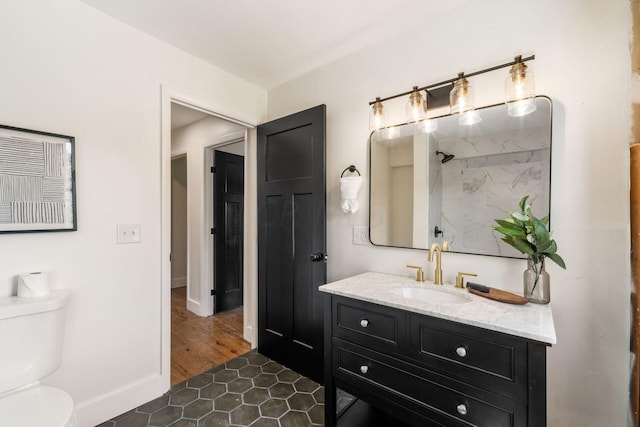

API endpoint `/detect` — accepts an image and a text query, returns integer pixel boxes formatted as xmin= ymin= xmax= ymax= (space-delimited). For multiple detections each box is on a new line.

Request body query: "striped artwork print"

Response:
xmin=0 ymin=127 xmax=74 ymax=230
xmin=11 ymin=201 xmax=65 ymax=224
xmin=0 ymin=136 xmax=45 ymax=176
xmin=0 ymin=175 xmax=43 ymax=201
xmin=0 ymin=202 xmax=10 ymax=224
xmin=42 ymin=177 xmax=64 ymax=202
xmin=44 ymin=142 xmax=65 ymax=177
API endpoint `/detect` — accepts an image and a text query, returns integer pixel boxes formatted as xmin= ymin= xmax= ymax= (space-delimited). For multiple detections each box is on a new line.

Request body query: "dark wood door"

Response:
xmin=257 ymin=105 xmax=326 ymax=384
xmin=214 ymin=151 xmax=244 ymax=313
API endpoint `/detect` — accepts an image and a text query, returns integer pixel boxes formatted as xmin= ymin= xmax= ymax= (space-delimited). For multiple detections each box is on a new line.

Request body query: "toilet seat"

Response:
xmin=0 ymin=385 xmax=76 ymax=427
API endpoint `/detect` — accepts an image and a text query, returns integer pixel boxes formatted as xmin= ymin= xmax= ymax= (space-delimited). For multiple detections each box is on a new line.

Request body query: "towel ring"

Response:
xmin=341 ymin=165 xmax=361 ymax=177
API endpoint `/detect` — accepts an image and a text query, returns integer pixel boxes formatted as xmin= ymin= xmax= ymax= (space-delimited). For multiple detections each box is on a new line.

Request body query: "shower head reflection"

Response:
xmin=436 ymin=151 xmax=455 ymax=163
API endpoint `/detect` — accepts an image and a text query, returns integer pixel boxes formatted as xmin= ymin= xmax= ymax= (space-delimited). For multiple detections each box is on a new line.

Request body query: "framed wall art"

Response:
xmin=0 ymin=124 xmax=77 ymax=233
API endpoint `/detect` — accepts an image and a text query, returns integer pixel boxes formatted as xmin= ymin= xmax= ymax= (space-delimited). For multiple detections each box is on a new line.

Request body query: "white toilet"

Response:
xmin=0 ymin=290 xmax=77 ymax=427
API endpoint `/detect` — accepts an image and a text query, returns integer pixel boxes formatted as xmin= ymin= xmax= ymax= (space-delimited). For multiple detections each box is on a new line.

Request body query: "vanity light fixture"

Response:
xmin=369 ymin=97 xmax=386 ymax=131
xmin=506 ymin=55 xmax=536 ymax=117
xmin=368 ymin=54 xmax=536 ymax=129
xmin=406 ymin=86 xmax=427 ymax=123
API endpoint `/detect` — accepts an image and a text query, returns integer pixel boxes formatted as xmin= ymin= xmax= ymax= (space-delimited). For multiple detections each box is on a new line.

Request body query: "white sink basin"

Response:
xmin=389 ymin=286 xmax=471 ymax=304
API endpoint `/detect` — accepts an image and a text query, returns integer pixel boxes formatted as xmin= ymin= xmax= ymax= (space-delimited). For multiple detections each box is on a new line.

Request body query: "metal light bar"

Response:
xmin=368 ymin=55 xmax=536 ymax=106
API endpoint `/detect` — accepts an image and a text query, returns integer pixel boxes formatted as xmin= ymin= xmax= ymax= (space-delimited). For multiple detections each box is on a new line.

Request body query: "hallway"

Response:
xmin=171 ymin=287 xmax=251 ymax=385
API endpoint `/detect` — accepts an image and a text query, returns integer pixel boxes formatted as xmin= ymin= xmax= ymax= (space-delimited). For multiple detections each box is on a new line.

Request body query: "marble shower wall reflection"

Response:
xmin=439 ymin=128 xmax=550 ymax=257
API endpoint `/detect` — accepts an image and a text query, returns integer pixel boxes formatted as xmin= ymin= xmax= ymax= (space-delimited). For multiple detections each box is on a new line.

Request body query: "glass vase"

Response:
xmin=523 ymin=257 xmax=550 ymax=304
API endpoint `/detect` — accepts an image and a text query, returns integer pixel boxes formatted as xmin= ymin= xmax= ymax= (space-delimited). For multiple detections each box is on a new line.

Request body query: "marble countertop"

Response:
xmin=319 ymin=271 xmax=556 ymax=345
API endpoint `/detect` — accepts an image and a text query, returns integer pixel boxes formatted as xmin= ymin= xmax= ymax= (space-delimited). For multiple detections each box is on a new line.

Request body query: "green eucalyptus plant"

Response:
xmin=493 ymin=195 xmax=566 ymax=269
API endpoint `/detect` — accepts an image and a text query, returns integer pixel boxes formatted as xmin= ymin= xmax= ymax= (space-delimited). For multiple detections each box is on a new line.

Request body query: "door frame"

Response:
xmin=161 ymin=85 xmax=259 ymax=391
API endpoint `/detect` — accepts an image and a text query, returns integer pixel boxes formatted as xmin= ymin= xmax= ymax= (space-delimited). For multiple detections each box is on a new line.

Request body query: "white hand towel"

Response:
xmin=340 ymin=176 xmax=362 ymax=213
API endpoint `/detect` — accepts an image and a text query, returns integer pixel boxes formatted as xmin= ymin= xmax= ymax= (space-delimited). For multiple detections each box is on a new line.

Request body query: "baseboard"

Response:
xmin=171 ymin=277 xmax=186 ymax=288
xmin=244 ymin=324 xmax=256 ymax=347
xmin=187 ymin=297 xmax=205 ymax=316
xmin=75 ymin=373 xmax=167 ymax=427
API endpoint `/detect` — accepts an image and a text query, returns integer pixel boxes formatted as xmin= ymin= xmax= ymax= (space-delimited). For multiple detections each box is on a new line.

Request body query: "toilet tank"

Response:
xmin=0 ymin=290 xmax=70 ymax=395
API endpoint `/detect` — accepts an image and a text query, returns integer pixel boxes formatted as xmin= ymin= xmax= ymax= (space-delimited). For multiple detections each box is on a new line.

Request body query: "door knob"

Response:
xmin=310 ymin=252 xmax=327 ymax=262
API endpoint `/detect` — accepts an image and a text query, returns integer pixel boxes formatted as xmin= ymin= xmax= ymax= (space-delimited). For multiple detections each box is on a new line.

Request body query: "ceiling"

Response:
xmin=171 ymin=103 xmax=211 ymax=131
xmin=79 ymin=0 xmax=468 ymax=89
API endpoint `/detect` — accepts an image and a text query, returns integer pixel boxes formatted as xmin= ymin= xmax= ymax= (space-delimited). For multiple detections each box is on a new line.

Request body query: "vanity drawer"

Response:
xmin=410 ymin=313 xmax=528 ymax=402
xmin=333 ymin=338 xmax=526 ymax=427
xmin=332 ymin=296 xmax=407 ymax=354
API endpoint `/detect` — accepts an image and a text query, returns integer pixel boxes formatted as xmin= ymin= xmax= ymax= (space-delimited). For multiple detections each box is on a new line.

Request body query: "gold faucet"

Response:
xmin=428 ymin=243 xmax=443 ymax=285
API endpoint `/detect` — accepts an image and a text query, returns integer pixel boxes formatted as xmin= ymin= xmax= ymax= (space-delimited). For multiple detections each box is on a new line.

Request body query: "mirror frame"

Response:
xmin=368 ymin=95 xmax=553 ymax=259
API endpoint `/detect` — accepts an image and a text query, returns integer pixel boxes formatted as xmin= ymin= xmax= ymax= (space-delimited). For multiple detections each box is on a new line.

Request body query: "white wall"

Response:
xmin=267 ymin=0 xmax=632 ymax=425
xmin=171 ymin=116 xmax=246 ymax=316
xmin=0 ymin=1 xmax=265 ymax=426
xmin=171 ymin=156 xmax=188 ymax=288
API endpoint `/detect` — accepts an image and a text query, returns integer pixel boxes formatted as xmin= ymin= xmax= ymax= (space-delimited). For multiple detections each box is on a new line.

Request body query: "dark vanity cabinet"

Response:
xmin=324 ymin=295 xmax=549 ymax=427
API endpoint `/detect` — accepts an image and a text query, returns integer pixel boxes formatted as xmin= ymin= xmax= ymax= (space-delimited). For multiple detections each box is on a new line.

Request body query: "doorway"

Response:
xmin=169 ymin=102 xmax=251 ymax=385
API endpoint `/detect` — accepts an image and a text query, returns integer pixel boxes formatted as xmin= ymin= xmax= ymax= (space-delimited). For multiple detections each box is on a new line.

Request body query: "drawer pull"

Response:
xmin=360 ymin=365 xmax=369 ymax=374
xmin=360 ymin=319 xmax=369 ymax=327
xmin=456 ymin=346 xmax=467 ymax=357
xmin=456 ymin=404 xmax=467 ymax=415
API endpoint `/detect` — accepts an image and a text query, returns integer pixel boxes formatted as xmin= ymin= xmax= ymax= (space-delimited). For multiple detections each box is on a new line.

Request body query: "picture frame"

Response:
xmin=0 ymin=124 xmax=77 ymax=233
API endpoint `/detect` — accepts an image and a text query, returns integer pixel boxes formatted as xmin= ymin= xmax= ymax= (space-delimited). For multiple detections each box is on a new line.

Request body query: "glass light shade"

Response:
xmin=406 ymin=87 xmax=427 ymax=123
xmin=369 ymin=98 xmax=386 ymax=131
xmin=416 ymin=119 xmax=437 ymax=134
xmin=506 ymin=62 xmax=536 ymax=117
xmin=458 ymin=110 xmax=482 ymax=126
xmin=383 ymin=126 xmax=398 ymax=140
xmin=449 ymin=76 xmax=475 ymax=115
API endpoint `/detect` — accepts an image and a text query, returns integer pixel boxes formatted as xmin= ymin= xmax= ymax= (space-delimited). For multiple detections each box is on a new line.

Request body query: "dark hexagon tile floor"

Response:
xmin=96 ymin=350 xmax=327 ymax=427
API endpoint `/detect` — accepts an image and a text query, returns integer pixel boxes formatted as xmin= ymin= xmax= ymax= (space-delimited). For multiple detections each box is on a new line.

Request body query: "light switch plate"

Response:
xmin=117 ymin=224 xmax=141 ymax=244
xmin=353 ymin=226 xmax=369 ymax=245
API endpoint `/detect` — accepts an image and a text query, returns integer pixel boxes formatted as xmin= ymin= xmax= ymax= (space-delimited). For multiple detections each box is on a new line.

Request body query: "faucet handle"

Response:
xmin=406 ymin=265 xmax=425 ymax=282
xmin=456 ymin=272 xmax=477 ymax=288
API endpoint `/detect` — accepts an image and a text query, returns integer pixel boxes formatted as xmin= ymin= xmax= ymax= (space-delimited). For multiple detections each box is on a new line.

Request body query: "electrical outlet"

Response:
xmin=117 ymin=224 xmax=141 ymax=244
xmin=353 ymin=226 xmax=369 ymax=245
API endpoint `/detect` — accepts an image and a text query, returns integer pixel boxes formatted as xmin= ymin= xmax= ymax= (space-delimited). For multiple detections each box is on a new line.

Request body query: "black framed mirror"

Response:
xmin=369 ymin=96 xmax=552 ymax=258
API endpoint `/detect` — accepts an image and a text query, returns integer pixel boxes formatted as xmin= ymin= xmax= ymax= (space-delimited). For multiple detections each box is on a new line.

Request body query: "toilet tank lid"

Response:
xmin=0 ymin=290 xmax=70 ymax=320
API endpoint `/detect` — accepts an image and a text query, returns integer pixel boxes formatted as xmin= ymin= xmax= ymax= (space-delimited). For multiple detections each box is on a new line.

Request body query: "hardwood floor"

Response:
xmin=171 ymin=287 xmax=251 ymax=385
